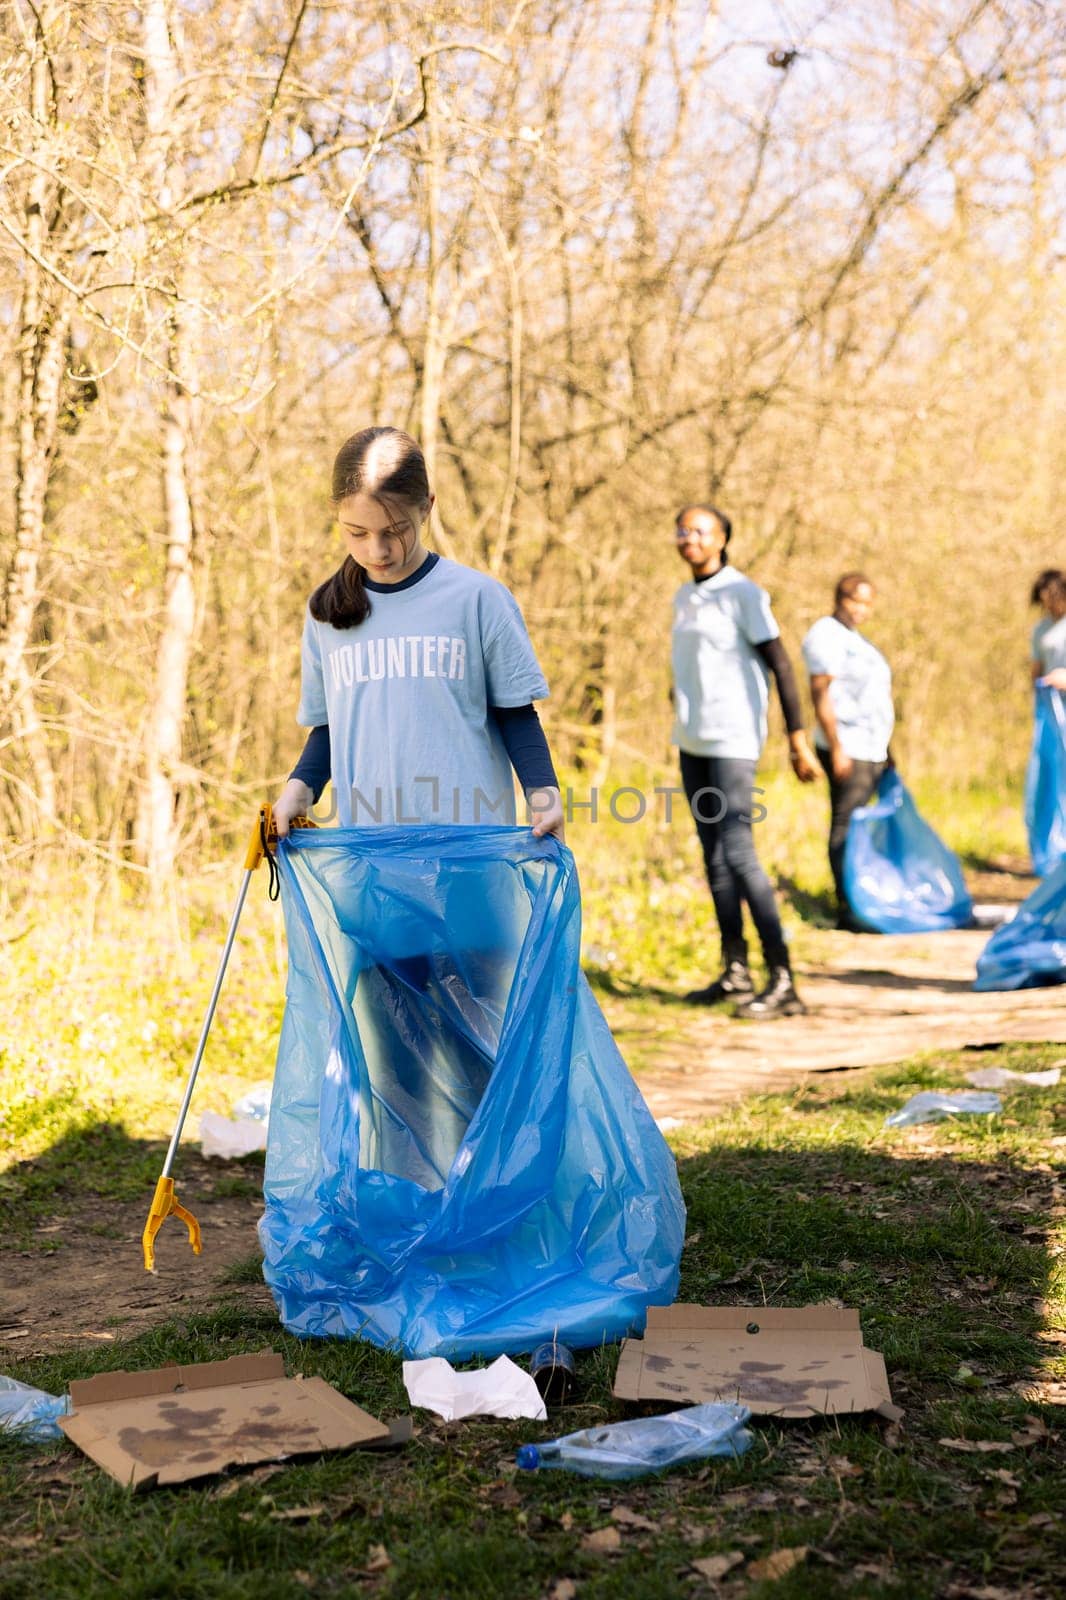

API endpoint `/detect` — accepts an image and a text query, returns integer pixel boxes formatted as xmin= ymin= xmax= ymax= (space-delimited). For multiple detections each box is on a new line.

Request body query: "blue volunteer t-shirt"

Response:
xmin=801 ymin=615 xmax=894 ymax=762
xmin=671 ymin=567 xmax=778 ymax=760
xmin=298 ymin=556 xmax=549 ymax=825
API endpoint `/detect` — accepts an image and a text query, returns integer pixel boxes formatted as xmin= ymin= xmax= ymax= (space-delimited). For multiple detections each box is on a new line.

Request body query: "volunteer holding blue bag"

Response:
xmin=1030 ymin=569 xmax=1066 ymax=689
xmin=273 ymin=426 xmax=564 ymax=839
xmin=802 ymin=573 xmax=894 ymax=930
xmin=671 ymin=504 xmax=819 ymax=1019
xmin=1026 ymin=569 xmax=1066 ymax=875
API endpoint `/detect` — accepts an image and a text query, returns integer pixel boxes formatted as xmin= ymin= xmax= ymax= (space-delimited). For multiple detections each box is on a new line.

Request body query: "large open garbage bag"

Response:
xmin=844 ymin=770 xmax=973 ymax=933
xmin=974 ymin=857 xmax=1066 ymax=991
xmin=259 ymin=827 xmax=684 ymax=1358
xmin=1025 ymin=686 xmax=1066 ymax=877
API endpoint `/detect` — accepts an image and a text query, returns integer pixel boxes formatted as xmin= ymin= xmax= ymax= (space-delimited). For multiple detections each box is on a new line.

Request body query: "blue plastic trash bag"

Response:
xmin=0 ymin=1376 xmax=68 ymax=1442
xmin=259 ymin=827 xmax=685 ymax=1359
xmin=844 ymin=770 xmax=973 ymax=933
xmin=884 ymin=1091 xmax=1001 ymax=1128
xmin=975 ymin=857 xmax=1066 ymax=991
xmin=1025 ymin=685 xmax=1066 ymax=877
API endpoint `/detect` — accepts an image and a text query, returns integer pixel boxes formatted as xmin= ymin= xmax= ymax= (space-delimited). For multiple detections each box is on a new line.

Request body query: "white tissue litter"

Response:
xmin=965 ymin=1066 xmax=1061 ymax=1090
xmin=403 ymin=1355 xmax=547 ymax=1422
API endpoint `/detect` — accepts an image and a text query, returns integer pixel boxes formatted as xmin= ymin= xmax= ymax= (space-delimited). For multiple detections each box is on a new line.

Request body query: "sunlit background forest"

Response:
xmin=2 ymin=0 xmax=1064 ymax=973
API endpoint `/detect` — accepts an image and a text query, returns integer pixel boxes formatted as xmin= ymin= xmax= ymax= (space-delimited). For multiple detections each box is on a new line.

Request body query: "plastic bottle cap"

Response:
xmin=515 ymin=1444 xmax=540 ymax=1471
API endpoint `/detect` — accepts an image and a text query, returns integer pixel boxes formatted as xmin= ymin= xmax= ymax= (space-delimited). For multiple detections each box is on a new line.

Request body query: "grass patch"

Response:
xmin=1 ymin=1046 xmax=1063 ymax=1599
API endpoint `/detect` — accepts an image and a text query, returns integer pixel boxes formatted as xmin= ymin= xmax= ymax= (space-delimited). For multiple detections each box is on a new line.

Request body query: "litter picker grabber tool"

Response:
xmin=141 ymin=803 xmax=315 ymax=1271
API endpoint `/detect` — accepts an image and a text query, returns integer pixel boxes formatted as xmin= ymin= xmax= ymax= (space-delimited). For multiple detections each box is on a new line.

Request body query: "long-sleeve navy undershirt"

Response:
xmin=290 ymin=705 xmax=557 ymax=802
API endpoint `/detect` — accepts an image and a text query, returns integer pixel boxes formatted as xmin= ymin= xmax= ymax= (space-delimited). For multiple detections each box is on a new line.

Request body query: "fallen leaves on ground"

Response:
xmin=582 ymin=1525 xmax=622 ymax=1554
xmin=582 ymin=1523 xmax=624 ymax=1548
xmin=610 ymin=1506 xmax=657 ymax=1532
xmin=938 ymin=1438 xmax=1015 ymax=1454
xmin=363 ymin=1546 xmax=392 ymax=1574
xmin=747 ymin=1547 xmax=808 ymax=1581
xmin=690 ymin=1550 xmax=744 ymax=1580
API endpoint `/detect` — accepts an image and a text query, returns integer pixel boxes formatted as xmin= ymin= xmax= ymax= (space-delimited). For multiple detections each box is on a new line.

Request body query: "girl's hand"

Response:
xmin=529 ymin=785 xmax=566 ymax=843
xmin=273 ymin=778 xmax=314 ymax=838
xmin=1041 ymin=668 xmax=1066 ymax=690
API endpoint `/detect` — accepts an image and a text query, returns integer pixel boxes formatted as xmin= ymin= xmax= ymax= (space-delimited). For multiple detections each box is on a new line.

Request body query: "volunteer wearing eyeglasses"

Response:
xmin=670 ymin=504 xmax=819 ymax=1018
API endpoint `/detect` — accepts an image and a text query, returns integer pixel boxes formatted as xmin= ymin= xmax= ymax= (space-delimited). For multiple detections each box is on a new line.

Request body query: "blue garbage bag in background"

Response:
xmin=975 ymin=857 xmax=1066 ymax=991
xmin=1025 ymin=685 xmax=1066 ymax=877
xmin=259 ymin=827 xmax=685 ymax=1359
xmin=844 ymin=770 xmax=973 ymax=934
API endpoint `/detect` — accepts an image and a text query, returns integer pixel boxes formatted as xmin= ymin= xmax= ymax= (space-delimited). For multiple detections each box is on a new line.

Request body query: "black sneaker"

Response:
xmin=683 ymin=960 xmax=754 ymax=1006
xmin=735 ymin=965 xmax=807 ymax=1019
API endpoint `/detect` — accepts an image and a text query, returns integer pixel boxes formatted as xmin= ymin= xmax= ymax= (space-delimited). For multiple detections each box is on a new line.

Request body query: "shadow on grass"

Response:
xmin=774 ymin=873 xmax=837 ymax=926
xmin=828 ymin=967 xmax=978 ymax=994
xmin=582 ymin=964 xmax=694 ymax=1005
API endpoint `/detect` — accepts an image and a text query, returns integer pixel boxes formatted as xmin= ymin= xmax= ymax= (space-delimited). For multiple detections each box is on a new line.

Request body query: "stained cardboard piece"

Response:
xmin=613 ymin=1305 xmax=901 ymax=1421
xmin=60 ymin=1351 xmax=390 ymax=1489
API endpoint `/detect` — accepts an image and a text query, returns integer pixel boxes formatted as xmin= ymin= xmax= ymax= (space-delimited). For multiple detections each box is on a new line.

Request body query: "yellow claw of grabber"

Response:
xmin=142 ymin=1175 xmax=202 ymax=1274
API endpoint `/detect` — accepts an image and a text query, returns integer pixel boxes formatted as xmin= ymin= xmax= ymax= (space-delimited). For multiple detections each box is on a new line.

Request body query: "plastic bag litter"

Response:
xmin=0 ymin=1376 xmax=68 ymax=1442
xmin=974 ymin=857 xmax=1066 ymax=992
xmin=233 ymin=1082 xmax=272 ymax=1121
xmin=200 ymin=1080 xmax=273 ymax=1157
xmin=403 ymin=1355 xmax=546 ymax=1421
xmin=965 ymin=1066 xmax=1061 ymax=1089
xmin=515 ymin=1402 xmax=752 ymax=1480
xmin=200 ymin=1110 xmax=269 ymax=1159
xmin=1025 ymin=685 xmax=1066 ymax=877
xmin=884 ymin=1091 xmax=1001 ymax=1128
xmin=844 ymin=770 xmax=973 ymax=934
xmin=259 ymin=826 xmax=685 ymax=1358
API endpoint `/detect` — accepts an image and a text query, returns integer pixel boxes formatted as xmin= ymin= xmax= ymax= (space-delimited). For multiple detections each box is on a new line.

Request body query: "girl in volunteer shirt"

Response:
xmin=273 ymin=426 xmax=563 ymax=840
xmin=801 ymin=573 xmax=894 ymax=930
xmin=1030 ymin=569 xmax=1066 ymax=688
xmin=671 ymin=504 xmax=819 ymax=1019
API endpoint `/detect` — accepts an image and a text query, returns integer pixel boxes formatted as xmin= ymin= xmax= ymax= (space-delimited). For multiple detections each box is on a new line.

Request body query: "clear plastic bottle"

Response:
xmin=0 ymin=1376 xmax=68 ymax=1442
xmin=516 ymin=1402 xmax=751 ymax=1481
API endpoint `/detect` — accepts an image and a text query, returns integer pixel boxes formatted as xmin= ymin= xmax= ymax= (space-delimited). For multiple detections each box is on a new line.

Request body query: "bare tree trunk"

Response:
xmin=133 ymin=0 xmax=201 ymax=883
xmin=0 ymin=34 xmax=68 ymax=830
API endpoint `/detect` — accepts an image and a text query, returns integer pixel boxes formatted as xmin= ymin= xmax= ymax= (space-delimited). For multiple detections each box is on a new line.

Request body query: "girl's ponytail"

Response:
xmin=309 ymin=555 xmax=371 ymax=628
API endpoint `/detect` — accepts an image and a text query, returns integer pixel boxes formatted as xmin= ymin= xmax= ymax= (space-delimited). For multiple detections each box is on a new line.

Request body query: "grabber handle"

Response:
xmin=142 ymin=1176 xmax=202 ymax=1273
xmin=244 ymin=802 xmax=316 ymax=870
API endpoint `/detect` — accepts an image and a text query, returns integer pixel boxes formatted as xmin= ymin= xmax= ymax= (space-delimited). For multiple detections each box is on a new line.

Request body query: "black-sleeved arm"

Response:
xmin=754 ymin=638 xmax=805 ymax=735
xmin=490 ymin=704 xmax=558 ymax=791
xmin=289 ymin=723 xmax=331 ymax=802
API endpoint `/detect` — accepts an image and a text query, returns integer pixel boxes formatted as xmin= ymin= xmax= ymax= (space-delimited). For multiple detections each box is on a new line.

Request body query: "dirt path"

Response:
xmin=638 ymin=890 xmax=1066 ymax=1122
xmin=0 ymin=1155 xmax=271 ymax=1359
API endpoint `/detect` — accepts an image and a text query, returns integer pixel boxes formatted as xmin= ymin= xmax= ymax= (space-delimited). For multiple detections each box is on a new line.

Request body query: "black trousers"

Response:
xmin=679 ymin=751 xmax=789 ymax=969
xmin=826 ymin=757 xmax=886 ymax=909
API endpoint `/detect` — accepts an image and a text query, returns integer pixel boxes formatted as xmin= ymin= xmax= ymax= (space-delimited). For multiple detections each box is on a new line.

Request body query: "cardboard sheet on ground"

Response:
xmin=612 ymin=1306 xmax=900 ymax=1421
xmin=59 ymin=1352 xmax=389 ymax=1489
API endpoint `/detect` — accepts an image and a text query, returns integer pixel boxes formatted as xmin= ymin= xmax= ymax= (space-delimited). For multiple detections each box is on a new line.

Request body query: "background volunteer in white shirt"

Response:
xmin=801 ymin=573 xmax=894 ymax=928
xmin=1030 ymin=568 xmax=1066 ymax=688
xmin=671 ymin=504 xmax=819 ymax=1020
